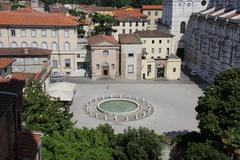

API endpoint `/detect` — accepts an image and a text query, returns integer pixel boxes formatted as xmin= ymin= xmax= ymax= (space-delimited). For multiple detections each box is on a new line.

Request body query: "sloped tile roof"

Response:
xmin=88 ymin=34 xmax=119 ymax=46
xmin=0 ymin=58 xmax=15 ymax=69
xmin=119 ymin=34 xmax=142 ymax=44
xmin=136 ymin=30 xmax=174 ymax=38
xmin=0 ymin=7 xmax=78 ymax=27
xmin=114 ymin=8 xmax=147 ymax=18
xmin=142 ymin=5 xmax=163 ymax=10
xmin=12 ymin=72 xmax=36 ymax=81
xmin=0 ymin=48 xmax=51 ymax=57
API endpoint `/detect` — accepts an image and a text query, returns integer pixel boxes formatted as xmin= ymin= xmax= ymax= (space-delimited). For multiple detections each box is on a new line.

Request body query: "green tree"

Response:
xmin=195 ymin=68 xmax=240 ymax=159
xmin=42 ymin=128 xmax=113 ymax=160
xmin=185 ymin=142 xmax=230 ymax=160
xmin=91 ymin=13 xmax=117 ymax=35
xmin=22 ymin=79 xmax=74 ymax=135
xmin=114 ymin=127 xmax=164 ymax=160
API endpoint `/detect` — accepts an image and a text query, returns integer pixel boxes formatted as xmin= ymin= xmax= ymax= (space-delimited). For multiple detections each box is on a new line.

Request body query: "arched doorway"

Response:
xmin=102 ymin=62 xmax=109 ymax=76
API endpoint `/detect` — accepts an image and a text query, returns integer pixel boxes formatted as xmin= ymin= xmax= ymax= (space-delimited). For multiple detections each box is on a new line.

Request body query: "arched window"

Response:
xmin=11 ymin=42 xmax=17 ymax=48
xmin=180 ymin=21 xmax=186 ymax=33
xmin=21 ymin=41 xmax=28 ymax=48
xmin=32 ymin=42 xmax=38 ymax=48
xmin=41 ymin=42 xmax=48 ymax=49
xmin=51 ymin=42 xmax=57 ymax=50
xmin=0 ymin=42 xmax=4 ymax=48
xmin=64 ymin=42 xmax=70 ymax=51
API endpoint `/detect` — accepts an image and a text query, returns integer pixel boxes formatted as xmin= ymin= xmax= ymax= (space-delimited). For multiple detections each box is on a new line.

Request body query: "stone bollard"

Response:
xmin=125 ymin=115 xmax=128 ymax=121
xmin=111 ymin=95 xmax=113 ymax=98
xmin=135 ymin=114 xmax=138 ymax=120
xmin=89 ymin=111 xmax=92 ymax=116
xmin=114 ymin=116 xmax=118 ymax=121
xmin=104 ymin=115 xmax=107 ymax=120
xmin=143 ymin=112 xmax=146 ymax=117
xmin=95 ymin=113 xmax=98 ymax=118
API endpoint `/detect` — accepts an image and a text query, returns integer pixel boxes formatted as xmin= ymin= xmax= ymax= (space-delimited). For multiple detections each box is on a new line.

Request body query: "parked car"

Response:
xmin=190 ymin=70 xmax=198 ymax=76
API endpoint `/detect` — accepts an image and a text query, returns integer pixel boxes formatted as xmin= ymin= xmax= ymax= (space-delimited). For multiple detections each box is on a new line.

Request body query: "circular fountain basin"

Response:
xmin=98 ymin=99 xmax=139 ymax=115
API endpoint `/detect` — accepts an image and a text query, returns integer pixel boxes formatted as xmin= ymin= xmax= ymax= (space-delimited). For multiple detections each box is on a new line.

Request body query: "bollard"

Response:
xmin=95 ymin=113 xmax=98 ymax=118
xmin=125 ymin=115 xmax=128 ymax=121
xmin=114 ymin=116 xmax=118 ymax=121
xmin=135 ymin=114 xmax=138 ymax=120
xmin=143 ymin=112 xmax=146 ymax=117
xmin=104 ymin=115 xmax=107 ymax=120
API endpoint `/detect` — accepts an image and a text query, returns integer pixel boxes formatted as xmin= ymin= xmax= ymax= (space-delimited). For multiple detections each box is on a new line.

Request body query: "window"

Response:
xmin=136 ymin=22 xmax=138 ymax=26
xmin=64 ymin=42 xmax=70 ymax=51
xmin=96 ymin=64 xmax=100 ymax=69
xmin=11 ymin=42 xmax=17 ymax=48
xmin=151 ymin=48 xmax=154 ymax=53
xmin=52 ymin=60 xmax=58 ymax=68
xmin=143 ymin=48 xmax=146 ymax=52
xmin=167 ymin=48 xmax=170 ymax=55
xmin=102 ymin=50 xmax=109 ymax=56
xmin=41 ymin=30 xmax=47 ymax=37
xmin=31 ymin=30 xmax=36 ymax=37
xmin=77 ymin=54 xmax=80 ymax=58
xmin=129 ymin=29 xmax=132 ymax=33
xmin=51 ymin=30 xmax=56 ymax=37
xmin=31 ymin=42 xmax=38 ymax=48
xmin=148 ymin=11 xmax=151 ymax=16
xmin=155 ymin=11 xmax=158 ymax=16
xmin=111 ymin=64 xmax=115 ymax=69
xmin=41 ymin=42 xmax=48 ymax=49
xmin=167 ymin=40 xmax=170 ymax=43
xmin=11 ymin=30 xmax=16 ymax=37
xmin=147 ymin=64 xmax=151 ymax=75
xmin=122 ymin=22 xmax=125 ymax=27
xmin=0 ymin=42 xmax=3 ymax=48
xmin=159 ymin=40 xmax=162 ymax=43
xmin=64 ymin=30 xmax=69 ymax=38
xmin=129 ymin=22 xmax=132 ymax=27
xmin=21 ymin=42 xmax=28 ymax=48
xmin=152 ymin=40 xmax=155 ymax=44
xmin=180 ymin=21 xmax=186 ymax=33
xmin=159 ymin=48 xmax=161 ymax=53
xmin=142 ymin=22 xmax=145 ymax=26
xmin=128 ymin=65 xmax=134 ymax=74
xmin=21 ymin=30 xmax=26 ymax=37
xmin=173 ymin=68 xmax=176 ymax=72
xmin=143 ymin=40 xmax=146 ymax=44
xmin=128 ymin=53 xmax=134 ymax=57
xmin=123 ymin=29 xmax=125 ymax=33
xmin=65 ymin=59 xmax=71 ymax=68
xmin=51 ymin=42 xmax=57 ymax=50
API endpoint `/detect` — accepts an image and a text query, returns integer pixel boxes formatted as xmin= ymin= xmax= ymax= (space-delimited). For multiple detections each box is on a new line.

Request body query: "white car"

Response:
xmin=190 ymin=70 xmax=198 ymax=76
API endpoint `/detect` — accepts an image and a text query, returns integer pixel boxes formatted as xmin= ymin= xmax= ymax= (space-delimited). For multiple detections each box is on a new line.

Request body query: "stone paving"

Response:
xmin=70 ymin=83 xmax=204 ymax=134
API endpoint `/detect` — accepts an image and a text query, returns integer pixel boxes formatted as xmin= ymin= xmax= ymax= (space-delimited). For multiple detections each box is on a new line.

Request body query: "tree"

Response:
xmin=22 ymin=79 xmax=74 ymax=135
xmin=185 ymin=142 xmax=230 ymax=160
xmin=69 ymin=9 xmax=86 ymax=20
xmin=114 ymin=127 xmax=164 ymax=160
xmin=42 ymin=128 xmax=113 ymax=160
xmin=195 ymin=68 xmax=240 ymax=159
xmin=91 ymin=13 xmax=117 ymax=36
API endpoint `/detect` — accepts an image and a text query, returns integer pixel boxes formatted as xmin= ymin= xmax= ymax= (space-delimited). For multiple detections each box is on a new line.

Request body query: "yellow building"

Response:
xmin=136 ymin=30 xmax=181 ymax=80
xmin=142 ymin=5 xmax=162 ymax=30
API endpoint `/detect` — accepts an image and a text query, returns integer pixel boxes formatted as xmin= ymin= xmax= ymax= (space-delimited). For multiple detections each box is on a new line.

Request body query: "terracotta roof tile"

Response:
xmin=0 ymin=48 xmax=51 ymax=57
xmin=142 ymin=5 xmax=163 ymax=10
xmin=114 ymin=8 xmax=147 ymax=18
xmin=92 ymin=6 xmax=115 ymax=11
xmin=17 ymin=131 xmax=43 ymax=160
xmin=136 ymin=30 xmax=174 ymax=38
xmin=88 ymin=34 xmax=119 ymax=46
xmin=0 ymin=58 xmax=15 ymax=69
xmin=12 ymin=72 xmax=36 ymax=81
xmin=0 ymin=7 xmax=78 ymax=27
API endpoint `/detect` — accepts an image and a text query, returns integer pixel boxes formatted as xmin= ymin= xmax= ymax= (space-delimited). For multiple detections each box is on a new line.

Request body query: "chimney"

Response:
xmin=24 ymin=48 xmax=29 ymax=55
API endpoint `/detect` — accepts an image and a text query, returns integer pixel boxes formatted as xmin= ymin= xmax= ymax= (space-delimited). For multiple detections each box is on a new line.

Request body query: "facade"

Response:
xmin=92 ymin=6 xmax=115 ymax=16
xmin=0 ymin=7 xmax=79 ymax=75
xmin=142 ymin=5 xmax=163 ymax=30
xmin=113 ymin=8 xmax=149 ymax=39
xmin=158 ymin=0 xmax=209 ymax=58
xmin=0 ymin=58 xmax=15 ymax=78
xmin=119 ymin=34 xmax=142 ymax=79
xmin=185 ymin=0 xmax=240 ymax=82
xmin=136 ymin=30 xmax=181 ymax=80
xmin=88 ymin=35 xmax=120 ymax=80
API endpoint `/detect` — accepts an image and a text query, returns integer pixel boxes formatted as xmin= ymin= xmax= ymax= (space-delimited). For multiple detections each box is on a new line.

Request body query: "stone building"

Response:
xmin=87 ymin=35 xmax=120 ymax=80
xmin=0 ymin=58 xmax=15 ymax=78
xmin=185 ymin=0 xmax=240 ymax=82
xmin=142 ymin=5 xmax=163 ymax=30
xmin=119 ymin=34 xmax=142 ymax=80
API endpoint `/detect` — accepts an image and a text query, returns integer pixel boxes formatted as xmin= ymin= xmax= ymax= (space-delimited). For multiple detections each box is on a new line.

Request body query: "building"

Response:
xmin=142 ymin=5 xmax=163 ymax=30
xmin=0 ymin=7 xmax=79 ymax=75
xmin=88 ymin=35 xmax=120 ymax=80
xmin=185 ymin=0 xmax=240 ymax=82
xmin=49 ymin=3 xmax=67 ymax=14
xmin=0 ymin=58 xmax=15 ymax=78
xmin=135 ymin=30 xmax=181 ymax=80
xmin=119 ymin=34 xmax=142 ymax=79
xmin=113 ymin=8 xmax=149 ymax=39
xmin=0 ymin=78 xmax=43 ymax=160
xmin=0 ymin=48 xmax=52 ymax=89
xmin=158 ymin=0 xmax=209 ymax=58
xmin=92 ymin=6 xmax=115 ymax=16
